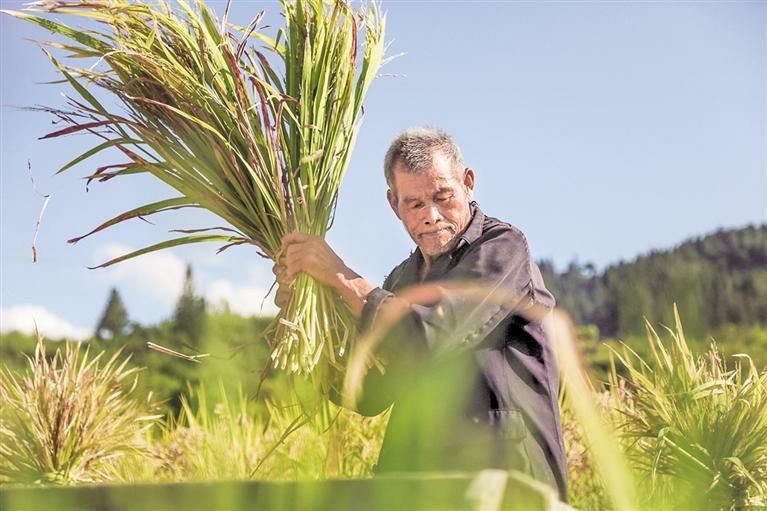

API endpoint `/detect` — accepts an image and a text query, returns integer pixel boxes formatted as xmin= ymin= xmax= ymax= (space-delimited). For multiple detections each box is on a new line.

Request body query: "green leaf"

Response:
xmin=0 ymin=10 xmax=111 ymax=52
xmin=128 ymin=96 xmax=230 ymax=145
xmin=68 ymin=197 xmax=198 ymax=244
xmin=88 ymin=235 xmax=237 ymax=269
xmin=57 ymin=137 xmax=143 ymax=174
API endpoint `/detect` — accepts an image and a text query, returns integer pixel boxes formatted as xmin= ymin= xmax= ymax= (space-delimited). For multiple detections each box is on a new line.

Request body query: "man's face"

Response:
xmin=387 ymin=152 xmax=475 ymax=259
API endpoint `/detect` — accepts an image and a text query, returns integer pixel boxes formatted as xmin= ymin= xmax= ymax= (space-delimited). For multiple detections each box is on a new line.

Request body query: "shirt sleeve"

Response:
xmin=353 ymin=226 xmax=555 ymax=415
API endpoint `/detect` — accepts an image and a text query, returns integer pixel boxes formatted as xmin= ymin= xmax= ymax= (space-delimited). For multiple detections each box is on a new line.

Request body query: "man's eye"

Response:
xmin=436 ymin=195 xmax=452 ymax=202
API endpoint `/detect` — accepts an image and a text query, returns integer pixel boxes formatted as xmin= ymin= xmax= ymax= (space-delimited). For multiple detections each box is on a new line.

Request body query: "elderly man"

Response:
xmin=274 ymin=127 xmax=567 ymax=501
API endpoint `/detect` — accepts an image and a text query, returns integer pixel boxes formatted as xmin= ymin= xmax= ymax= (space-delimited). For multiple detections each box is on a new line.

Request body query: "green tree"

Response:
xmin=172 ymin=264 xmax=206 ymax=345
xmin=95 ymin=287 xmax=129 ymax=340
xmin=541 ymin=225 xmax=767 ymax=337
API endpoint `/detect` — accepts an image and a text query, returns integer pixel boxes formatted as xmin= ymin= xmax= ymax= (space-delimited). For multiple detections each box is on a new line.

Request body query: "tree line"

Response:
xmin=539 ymin=224 xmax=767 ymax=339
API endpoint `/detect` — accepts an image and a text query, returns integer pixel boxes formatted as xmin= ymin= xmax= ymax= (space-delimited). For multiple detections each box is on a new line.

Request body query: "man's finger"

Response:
xmin=285 ymin=255 xmax=308 ymax=280
xmin=276 ymin=270 xmax=293 ymax=286
xmin=272 ymin=264 xmax=286 ymax=286
xmin=275 ymin=286 xmax=291 ymax=308
xmin=284 ymin=248 xmax=304 ymax=270
xmin=282 ymin=232 xmax=311 ymax=248
xmin=286 ymin=242 xmax=310 ymax=259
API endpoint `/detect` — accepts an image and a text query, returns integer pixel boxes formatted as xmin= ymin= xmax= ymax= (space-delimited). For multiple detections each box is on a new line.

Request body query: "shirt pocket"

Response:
xmin=488 ymin=409 xmax=527 ymax=441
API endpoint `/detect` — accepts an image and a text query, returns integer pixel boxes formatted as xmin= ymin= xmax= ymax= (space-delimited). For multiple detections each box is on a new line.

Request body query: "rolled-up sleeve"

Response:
xmin=359 ymin=287 xmax=396 ymax=334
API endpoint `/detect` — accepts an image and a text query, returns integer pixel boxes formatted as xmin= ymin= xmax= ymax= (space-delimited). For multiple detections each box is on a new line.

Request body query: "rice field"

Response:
xmin=1 ymin=307 xmax=765 ymax=510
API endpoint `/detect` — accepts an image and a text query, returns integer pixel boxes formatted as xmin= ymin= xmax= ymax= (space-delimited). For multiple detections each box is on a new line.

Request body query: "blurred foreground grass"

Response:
xmin=2 ymin=309 xmax=766 ymax=509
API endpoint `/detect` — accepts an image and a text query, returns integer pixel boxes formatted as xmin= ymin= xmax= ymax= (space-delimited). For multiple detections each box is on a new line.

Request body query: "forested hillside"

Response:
xmin=539 ymin=224 xmax=767 ymax=339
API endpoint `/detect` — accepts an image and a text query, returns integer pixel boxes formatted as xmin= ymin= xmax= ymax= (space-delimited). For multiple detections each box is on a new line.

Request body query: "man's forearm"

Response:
xmin=331 ymin=267 xmax=377 ymax=317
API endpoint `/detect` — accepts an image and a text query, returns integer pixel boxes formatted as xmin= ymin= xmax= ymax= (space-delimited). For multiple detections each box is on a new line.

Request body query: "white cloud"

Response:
xmin=91 ymin=244 xmax=278 ymax=320
xmin=206 ymin=279 xmax=278 ymax=316
xmin=1 ymin=305 xmax=92 ymax=341
xmin=95 ymin=243 xmax=187 ymax=307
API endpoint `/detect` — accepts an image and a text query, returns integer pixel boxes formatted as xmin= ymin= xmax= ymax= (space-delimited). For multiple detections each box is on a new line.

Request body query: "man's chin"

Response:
xmin=419 ymin=239 xmax=457 ymax=259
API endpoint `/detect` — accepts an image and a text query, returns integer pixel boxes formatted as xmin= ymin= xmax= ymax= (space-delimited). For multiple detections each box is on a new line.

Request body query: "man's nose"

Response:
xmin=423 ymin=204 xmax=442 ymax=225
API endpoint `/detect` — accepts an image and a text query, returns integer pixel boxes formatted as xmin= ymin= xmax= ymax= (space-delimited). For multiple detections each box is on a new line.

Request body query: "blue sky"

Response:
xmin=1 ymin=0 xmax=765 ymax=339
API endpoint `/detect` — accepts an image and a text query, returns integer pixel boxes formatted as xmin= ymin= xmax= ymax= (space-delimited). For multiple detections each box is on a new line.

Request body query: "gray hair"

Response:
xmin=383 ymin=127 xmax=465 ymax=193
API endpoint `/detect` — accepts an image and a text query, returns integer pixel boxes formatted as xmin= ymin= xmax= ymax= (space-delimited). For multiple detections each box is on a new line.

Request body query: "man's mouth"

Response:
xmin=419 ymin=227 xmax=452 ymax=238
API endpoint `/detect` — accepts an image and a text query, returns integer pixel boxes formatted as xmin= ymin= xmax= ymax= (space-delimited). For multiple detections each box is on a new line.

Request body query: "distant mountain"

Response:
xmin=538 ymin=225 xmax=767 ymax=338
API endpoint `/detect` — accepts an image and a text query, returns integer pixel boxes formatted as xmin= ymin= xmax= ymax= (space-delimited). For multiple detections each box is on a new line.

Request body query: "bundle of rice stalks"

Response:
xmin=1 ymin=0 xmax=386 ymax=382
xmin=610 ymin=306 xmax=767 ymax=509
xmin=0 ymin=339 xmax=159 ymax=484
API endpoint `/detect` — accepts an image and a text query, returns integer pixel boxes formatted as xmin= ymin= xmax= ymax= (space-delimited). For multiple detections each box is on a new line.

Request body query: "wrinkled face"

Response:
xmin=387 ymin=152 xmax=475 ymax=259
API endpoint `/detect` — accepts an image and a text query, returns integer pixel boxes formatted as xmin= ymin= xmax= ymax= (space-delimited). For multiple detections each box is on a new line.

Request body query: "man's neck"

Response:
xmin=419 ymin=254 xmax=432 ymax=281
xmin=418 ymin=243 xmax=452 ymax=280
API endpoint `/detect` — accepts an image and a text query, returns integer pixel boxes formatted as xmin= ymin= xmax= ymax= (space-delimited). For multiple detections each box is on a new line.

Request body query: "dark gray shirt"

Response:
xmin=357 ymin=202 xmax=568 ymax=501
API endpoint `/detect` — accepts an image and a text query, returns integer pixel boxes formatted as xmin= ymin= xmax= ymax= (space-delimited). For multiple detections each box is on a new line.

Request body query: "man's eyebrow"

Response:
xmin=401 ymin=187 xmax=455 ymax=203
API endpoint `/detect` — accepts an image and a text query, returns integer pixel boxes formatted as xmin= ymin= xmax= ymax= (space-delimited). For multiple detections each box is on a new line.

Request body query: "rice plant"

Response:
xmin=1 ymin=0 xmax=387 ymax=383
xmin=0 ymin=339 xmax=159 ymax=485
xmin=611 ymin=306 xmax=767 ymax=509
xmin=152 ymin=383 xmax=387 ymax=482
xmin=153 ymin=384 xmax=264 ymax=481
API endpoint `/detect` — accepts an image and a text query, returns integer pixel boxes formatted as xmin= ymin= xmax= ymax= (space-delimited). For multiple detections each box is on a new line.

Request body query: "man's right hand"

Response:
xmin=273 ymin=233 xmax=376 ymax=317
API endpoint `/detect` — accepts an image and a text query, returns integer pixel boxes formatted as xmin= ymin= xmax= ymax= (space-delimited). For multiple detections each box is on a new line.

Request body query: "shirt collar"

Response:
xmin=457 ymin=201 xmax=484 ymax=248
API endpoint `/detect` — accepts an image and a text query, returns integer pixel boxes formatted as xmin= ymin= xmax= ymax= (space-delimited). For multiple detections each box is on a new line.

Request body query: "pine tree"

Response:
xmin=95 ymin=287 xmax=129 ymax=340
xmin=172 ymin=264 xmax=206 ymax=345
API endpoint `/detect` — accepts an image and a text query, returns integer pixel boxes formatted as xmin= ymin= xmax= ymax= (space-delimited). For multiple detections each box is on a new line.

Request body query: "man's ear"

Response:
xmin=386 ymin=189 xmax=401 ymax=220
xmin=463 ymin=168 xmax=476 ymax=196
